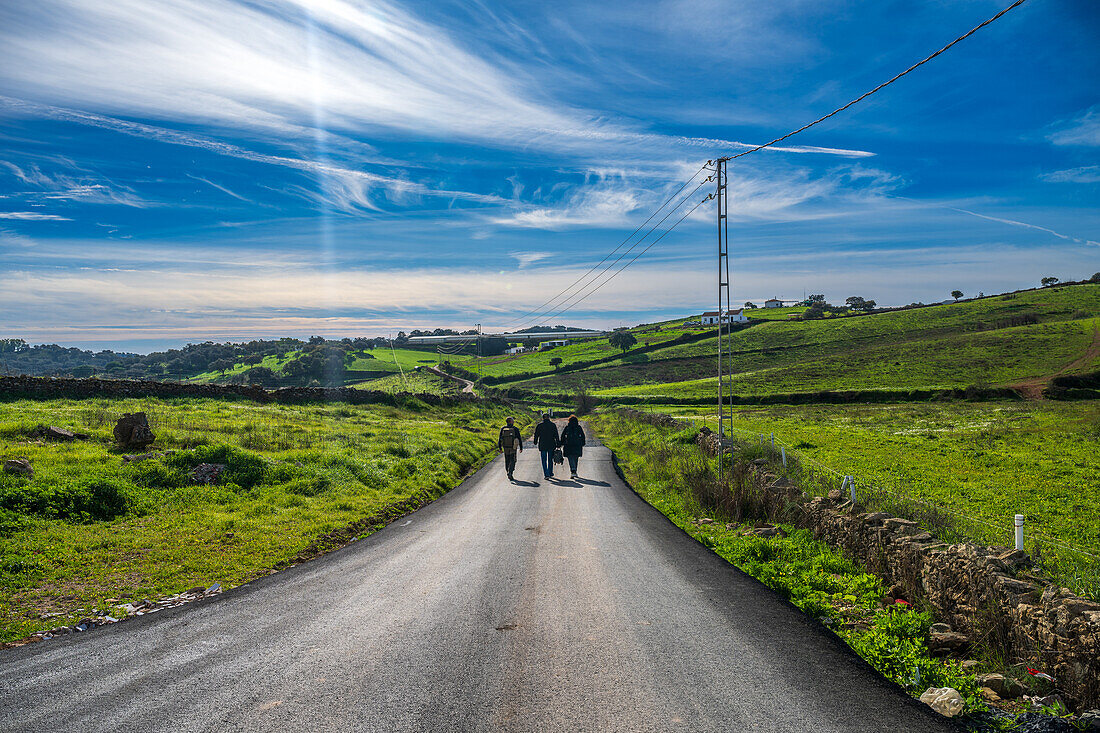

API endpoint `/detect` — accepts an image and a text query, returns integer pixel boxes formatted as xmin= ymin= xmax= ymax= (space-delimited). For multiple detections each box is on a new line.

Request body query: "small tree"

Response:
xmin=609 ymin=330 xmax=638 ymax=353
xmin=951 ymin=290 xmax=963 ymax=301
xmin=845 ymin=296 xmax=866 ymax=310
xmin=743 ymin=301 xmax=758 ymax=309
xmin=245 ymin=366 xmax=278 ymax=387
xmin=550 ymin=357 xmax=563 ymax=370
xmin=1090 ymin=273 xmax=1100 ymax=283
xmin=806 ymin=293 xmax=826 ymax=305
xmin=1041 ymin=276 xmax=1059 ymax=287
xmin=574 ymin=388 xmax=596 ymax=415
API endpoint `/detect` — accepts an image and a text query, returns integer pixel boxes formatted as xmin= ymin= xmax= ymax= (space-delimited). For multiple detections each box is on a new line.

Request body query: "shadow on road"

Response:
xmin=511 ymin=479 xmax=540 ymax=487
xmin=576 ymin=478 xmax=610 ymax=487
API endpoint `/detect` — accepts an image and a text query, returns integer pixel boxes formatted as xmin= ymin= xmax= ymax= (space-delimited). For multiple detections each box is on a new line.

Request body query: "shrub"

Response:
xmin=574 ymin=389 xmax=596 ymax=415
xmin=846 ymin=608 xmax=980 ymax=700
xmin=0 ymin=478 xmax=130 ymax=522
xmin=165 ymin=445 xmax=269 ymax=490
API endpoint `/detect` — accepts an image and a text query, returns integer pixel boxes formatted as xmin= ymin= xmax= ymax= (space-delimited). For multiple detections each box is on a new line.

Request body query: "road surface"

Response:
xmin=426 ymin=366 xmax=476 ymax=395
xmin=0 ymin=427 xmax=957 ymax=732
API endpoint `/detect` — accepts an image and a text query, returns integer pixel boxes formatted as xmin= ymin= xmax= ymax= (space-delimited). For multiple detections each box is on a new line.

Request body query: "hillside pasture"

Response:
xmin=645 ymin=400 xmax=1100 ymax=595
xmin=0 ymin=396 xmax=524 ymax=643
xmin=583 ymin=319 xmax=1097 ymax=400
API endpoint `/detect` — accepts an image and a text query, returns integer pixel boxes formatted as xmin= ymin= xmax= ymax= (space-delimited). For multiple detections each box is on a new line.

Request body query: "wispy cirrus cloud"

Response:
xmin=0 ymin=0 xmax=874 ymax=162
xmin=0 ymin=96 xmax=505 ymax=213
xmin=1048 ymin=106 xmax=1100 ymax=147
xmin=0 ymin=211 xmax=71 ymax=220
xmin=0 ymin=160 xmax=148 ymax=207
xmin=1039 ymin=166 xmax=1100 ymax=184
xmin=510 ymin=251 xmax=554 ymax=268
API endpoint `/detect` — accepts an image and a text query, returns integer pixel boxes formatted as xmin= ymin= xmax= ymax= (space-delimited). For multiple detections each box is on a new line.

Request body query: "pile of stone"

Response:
xmin=3 ymin=458 xmax=33 ymax=478
xmin=28 ymin=583 xmax=223 ymax=644
xmin=30 ymin=425 xmax=88 ymax=441
xmin=188 ymin=463 xmax=226 ymax=485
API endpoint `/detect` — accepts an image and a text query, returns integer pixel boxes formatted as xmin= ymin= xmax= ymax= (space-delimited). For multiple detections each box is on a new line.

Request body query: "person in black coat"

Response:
xmin=560 ymin=415 xmax=586 ymax=479
xmin=532 ymin=413 xmax=560 ymax=479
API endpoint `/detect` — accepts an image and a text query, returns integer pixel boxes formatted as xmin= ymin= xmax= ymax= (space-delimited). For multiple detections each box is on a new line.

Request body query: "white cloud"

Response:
xmin=5 ymin=239 xmax=1097 ymax=344
xmin=511 ymin=252 xmax=553 ymax=268
xmin=0 ymin=97 xmax=505 ymax=213
xmin=0 ymin=211 xmax=71 ymax=220
xmin=0 ymin=1 xmax=875 ymax=162
xmin=494 ymin=182 xmax=641 ymax=229
xmin=1039 ymin=166 xmax=1100 ymax=184
xmin=1048 ymin=106 xmax=1100 ymax=147
xmin=1 ymin=160 xmax=148 ymax=207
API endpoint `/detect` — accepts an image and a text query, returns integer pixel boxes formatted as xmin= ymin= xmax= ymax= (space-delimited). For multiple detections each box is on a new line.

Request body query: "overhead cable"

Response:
xmin=498 ymin=162 xmax=713 ymax=330
xmin=722 ymin=0 xmax=1031 ymax=162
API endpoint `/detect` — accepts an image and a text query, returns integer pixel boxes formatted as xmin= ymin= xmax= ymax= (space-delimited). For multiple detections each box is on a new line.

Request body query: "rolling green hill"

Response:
xmin=458 ymin=283 xmax=1100 ymax=403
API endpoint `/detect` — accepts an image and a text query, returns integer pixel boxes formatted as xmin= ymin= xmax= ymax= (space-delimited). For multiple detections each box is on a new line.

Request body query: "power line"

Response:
xmin=492 ymin=0 xmax=1031 ymax=335
xmin=530 ymin=194 xmax=713 ymax=326
xmin=532 ymin=0 xmax=1033 ymax=326
xmin=721 ymin=0 xmax=1031 ymax=163
xmin=511 ymin=175 xmax=714 ymax=332
xmin=498 ymin=163 xmax=713 ymax=331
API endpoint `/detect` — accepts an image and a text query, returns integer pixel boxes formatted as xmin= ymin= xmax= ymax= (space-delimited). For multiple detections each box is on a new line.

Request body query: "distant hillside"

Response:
xmin=457 ymin=282 xmax=1100 ymax=404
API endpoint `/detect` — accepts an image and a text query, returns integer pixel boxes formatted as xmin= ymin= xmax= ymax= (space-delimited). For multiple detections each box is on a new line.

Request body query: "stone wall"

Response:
xmin=0 ymin=375 xmax=479 ymax=407
xmin=752 ymin=459 xmax=1100 ymax=709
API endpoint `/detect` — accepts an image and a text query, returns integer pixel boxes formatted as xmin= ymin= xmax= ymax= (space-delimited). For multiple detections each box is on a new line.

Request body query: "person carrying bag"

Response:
xmin=560 ymin=415 xmax=586 ymax=480
xmin=532 ymin=413 xmax=560 ymax=479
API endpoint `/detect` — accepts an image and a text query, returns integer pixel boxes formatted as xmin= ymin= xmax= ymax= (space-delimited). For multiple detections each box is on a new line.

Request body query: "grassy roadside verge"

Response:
xmin=618 ymin=400 xmax=1100 ymax=598
xmin=0 ymin=397 xmax=530 ymax=644
xmin=590 ymin=412 xmax=1070 ymax=729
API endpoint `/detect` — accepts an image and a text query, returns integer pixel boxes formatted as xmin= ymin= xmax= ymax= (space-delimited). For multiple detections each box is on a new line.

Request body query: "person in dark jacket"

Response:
xmin=532 ymin=413 xmax=560 ymax=479
xmin=560 ymin=415 xmax=586 ymax=479
xmin=498 ymin=416 xmax=523 ymax=482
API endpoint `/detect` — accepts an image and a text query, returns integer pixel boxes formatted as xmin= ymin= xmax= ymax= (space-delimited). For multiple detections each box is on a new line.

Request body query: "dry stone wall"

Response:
xmin=751 ymin=460 xmax=1100 ymax=708
xmin=0 ymin=375 xmax=478 ymax=406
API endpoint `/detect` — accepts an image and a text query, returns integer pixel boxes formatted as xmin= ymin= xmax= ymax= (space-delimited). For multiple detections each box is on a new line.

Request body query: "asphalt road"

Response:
xmin=0 ymin=427 xmax=957 ymax=732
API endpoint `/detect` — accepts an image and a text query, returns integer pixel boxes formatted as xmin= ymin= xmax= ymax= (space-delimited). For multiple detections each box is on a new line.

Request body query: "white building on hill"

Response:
xmin=764 ymin=298 xmax=785 ymax=308
xmin=700 ymin=309 xmax=749 ymax=325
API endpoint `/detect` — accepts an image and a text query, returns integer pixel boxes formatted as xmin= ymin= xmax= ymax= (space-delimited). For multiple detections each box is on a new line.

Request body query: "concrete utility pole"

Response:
xmin=715 ymin=157 xmax=732 ymax=481
xmin=476 ymin=323 xmax=482 ymax=381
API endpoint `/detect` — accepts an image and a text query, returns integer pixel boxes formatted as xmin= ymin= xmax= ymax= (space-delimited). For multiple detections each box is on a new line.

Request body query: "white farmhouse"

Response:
xmin=764 ymin=298 xmax=784 ymax=308
xmin=700 ymin=309 xmax=749 ymax=325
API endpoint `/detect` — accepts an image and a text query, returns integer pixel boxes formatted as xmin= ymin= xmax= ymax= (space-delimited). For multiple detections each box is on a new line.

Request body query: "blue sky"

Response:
xmin=1 ymin=0 xmax=1097 ymax=352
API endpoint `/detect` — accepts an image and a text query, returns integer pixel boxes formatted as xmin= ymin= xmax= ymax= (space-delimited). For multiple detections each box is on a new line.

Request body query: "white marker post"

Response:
xmin=1015 ymin=514 xmax=1025 ymax=552
xmin=770 ymin=432 xmax=775 ymax=448
xmin=781 ymin=446 xmax=787 ymax=470
xmin=846 ymin=476 xmax=855 ymax=504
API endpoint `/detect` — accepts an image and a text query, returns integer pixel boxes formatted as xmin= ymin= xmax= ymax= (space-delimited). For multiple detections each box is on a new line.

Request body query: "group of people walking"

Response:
xmin=497 ymin=414 xmax=585 ymax=481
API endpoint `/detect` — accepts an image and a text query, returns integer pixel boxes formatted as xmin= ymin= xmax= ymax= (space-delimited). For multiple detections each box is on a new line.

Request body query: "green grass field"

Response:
xmin=189 ymin=347 xmax=468 ymax=385
xmin=622 ymin=400 xmax=1100 ymax=591
xmin=188 ymin=350 xmax=302 ymax=383
xmin=353 ymin=369 xmax=461 ymax=395
xmin=0 ymin=396 xmax=526 ymax=643
xmin=580 ymin=319 xmax=1097 ymax=400
xmin=495 ymin=285 xmax=1100 ymax=400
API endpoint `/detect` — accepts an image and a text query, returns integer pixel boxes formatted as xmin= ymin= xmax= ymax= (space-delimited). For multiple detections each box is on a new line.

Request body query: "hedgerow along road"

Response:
xmin=0 ymin=424 xmax=955 ymax=732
